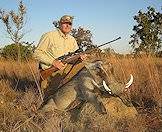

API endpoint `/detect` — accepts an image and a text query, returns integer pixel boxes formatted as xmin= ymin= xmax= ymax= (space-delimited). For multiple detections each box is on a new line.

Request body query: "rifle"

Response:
xmin=40 ymin=37 xmax=121 ymax=79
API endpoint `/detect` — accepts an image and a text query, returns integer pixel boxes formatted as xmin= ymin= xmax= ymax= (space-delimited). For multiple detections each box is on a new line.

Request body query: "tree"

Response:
xmin=0 ymin=1 xmax=27 ymax=61
xmin=71 ymin=27 xmax=96 ymax=50
xmin=129 ymin=6 xmax=162 ymax=55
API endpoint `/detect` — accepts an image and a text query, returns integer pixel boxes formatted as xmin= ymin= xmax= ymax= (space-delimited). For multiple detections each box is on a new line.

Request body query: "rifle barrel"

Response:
xmin=97 ymin=37 xmax=121 ymax=48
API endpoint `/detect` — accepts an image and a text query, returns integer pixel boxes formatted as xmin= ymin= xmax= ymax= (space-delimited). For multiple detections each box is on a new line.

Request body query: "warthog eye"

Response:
xmin=96 ymin=68 xmax=103 ymax=75
xmin=96 ymin=68 xmax=107 ymax=79
xmin=94 ymin=66 xmax=102 ymax=72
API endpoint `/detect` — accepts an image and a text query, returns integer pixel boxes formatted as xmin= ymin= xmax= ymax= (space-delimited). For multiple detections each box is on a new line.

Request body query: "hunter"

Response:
xmin=34 ymin=15 xmax=86 ymax=99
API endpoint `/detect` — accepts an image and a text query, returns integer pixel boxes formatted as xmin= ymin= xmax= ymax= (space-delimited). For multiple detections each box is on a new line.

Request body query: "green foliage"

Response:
xmin=71 ymin=27 xmax=96 ymax=50
xmin=129 ymin=6 xmax=162 ymax=55
xmin=0 ymin=43 xmax=35 ymax=60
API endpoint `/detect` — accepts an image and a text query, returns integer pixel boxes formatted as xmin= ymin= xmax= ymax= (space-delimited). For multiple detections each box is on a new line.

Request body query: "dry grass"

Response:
xmin=0 ymin=54 xmax=162 ymax=131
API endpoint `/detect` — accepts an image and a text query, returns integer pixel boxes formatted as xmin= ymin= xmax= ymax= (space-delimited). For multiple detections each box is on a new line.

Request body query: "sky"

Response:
xmin=0 ymin=0 xmax=161 ymax=53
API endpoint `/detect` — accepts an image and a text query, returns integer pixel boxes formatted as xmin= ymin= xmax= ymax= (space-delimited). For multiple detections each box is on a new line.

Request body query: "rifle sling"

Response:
xmin=58 ymin=61 xmax=85 ymax=88
xmin=40 ymin=61 xmax=85 ymax=90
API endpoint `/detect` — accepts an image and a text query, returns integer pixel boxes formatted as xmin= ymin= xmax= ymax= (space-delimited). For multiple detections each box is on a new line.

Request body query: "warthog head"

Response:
xmin=85 ymin=60 xmax=133 ymax=95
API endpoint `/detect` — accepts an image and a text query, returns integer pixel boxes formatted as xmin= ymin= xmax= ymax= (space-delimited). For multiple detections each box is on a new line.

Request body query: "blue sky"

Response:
xmin=0 ymin=0 xmax=161 ymax=53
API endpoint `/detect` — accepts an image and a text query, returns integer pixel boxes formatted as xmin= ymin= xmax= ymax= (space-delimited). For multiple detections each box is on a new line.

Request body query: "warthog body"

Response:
xmin=53 ymin=66 xmax=107 ymax=112
xmin=41 ymin=61 xmax=133 ymax=122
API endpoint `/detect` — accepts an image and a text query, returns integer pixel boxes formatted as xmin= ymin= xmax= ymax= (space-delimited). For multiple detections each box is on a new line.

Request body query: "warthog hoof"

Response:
xmin=98 ymin=102 xmax=107 ymax=115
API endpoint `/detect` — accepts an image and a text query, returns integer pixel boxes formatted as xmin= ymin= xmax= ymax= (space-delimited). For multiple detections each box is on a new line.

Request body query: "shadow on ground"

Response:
xmin=0 ymin=72 xmax=38 ymax=91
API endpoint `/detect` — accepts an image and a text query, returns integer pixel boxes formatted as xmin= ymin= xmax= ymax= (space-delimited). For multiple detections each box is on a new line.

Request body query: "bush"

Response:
xmin=0 ymin=43 xmax=35 ymax=60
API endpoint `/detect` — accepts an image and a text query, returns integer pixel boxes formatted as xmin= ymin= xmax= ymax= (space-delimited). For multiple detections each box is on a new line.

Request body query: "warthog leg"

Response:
xmin=86 ymin=92 xmax=107 ymax=114
xmin=69 ymin=100 xmax=86 ymax=122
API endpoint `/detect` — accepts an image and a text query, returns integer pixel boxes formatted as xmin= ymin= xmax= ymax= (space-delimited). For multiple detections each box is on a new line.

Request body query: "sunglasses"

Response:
xmin=61 ymin=22 xmax=72 ymax=25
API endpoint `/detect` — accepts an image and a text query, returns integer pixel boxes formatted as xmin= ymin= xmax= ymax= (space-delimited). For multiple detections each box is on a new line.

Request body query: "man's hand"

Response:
xmin=52 ymin=60 xmax=66 ymax=70
xmin=80 ymin=54 xmax=87 ymax=61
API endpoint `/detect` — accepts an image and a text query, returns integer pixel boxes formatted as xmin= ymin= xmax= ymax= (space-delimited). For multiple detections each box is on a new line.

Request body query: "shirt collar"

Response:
xmin=57 ymin=29 xmax=69 ymax=39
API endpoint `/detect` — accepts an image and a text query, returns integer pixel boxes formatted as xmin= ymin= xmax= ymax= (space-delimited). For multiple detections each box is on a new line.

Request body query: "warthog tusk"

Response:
xmin=125 ymin=74 xmax=133 ymax=88
xmin=103 ymin=80 xmax=112 ymax=94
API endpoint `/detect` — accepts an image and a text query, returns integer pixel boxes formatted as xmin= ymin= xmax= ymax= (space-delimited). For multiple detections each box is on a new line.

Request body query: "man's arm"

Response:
xmin=34 ymin=33 xmax=54 ymax=66
xmin=34 ymin=33 xmax=66 ymax=70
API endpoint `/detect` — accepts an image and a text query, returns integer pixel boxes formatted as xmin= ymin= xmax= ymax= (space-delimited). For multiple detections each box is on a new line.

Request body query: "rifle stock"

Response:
xmin=40 ymin=54 xmax=81 ymax=79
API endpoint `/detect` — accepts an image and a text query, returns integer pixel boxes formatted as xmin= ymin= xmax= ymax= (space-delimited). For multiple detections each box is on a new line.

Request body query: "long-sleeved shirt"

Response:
xmin=34 ymin=29 xmax=78 ymax=70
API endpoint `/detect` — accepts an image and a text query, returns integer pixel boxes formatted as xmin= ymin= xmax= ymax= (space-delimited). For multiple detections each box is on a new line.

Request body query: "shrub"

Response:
xmin=0 ymin=43 xmax=35 ymax=60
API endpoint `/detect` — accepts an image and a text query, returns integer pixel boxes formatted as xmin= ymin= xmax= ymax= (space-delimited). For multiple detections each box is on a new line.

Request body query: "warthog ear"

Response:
xmin=92 ymin=60 xmax=103 ymax=65
xmin=85 ymin=60 xmax=103 ymax=70
xmin=85 ymin=60 xmax=109 ymax=80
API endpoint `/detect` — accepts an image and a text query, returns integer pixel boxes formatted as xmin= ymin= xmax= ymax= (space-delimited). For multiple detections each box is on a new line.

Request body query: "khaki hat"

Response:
xmin=59 ymin=15 xmax=74 ymax=24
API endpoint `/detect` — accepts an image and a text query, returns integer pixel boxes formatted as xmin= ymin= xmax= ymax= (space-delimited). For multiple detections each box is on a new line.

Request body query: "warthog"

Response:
xmin=41 ymin=60 xmax=133 ymax=122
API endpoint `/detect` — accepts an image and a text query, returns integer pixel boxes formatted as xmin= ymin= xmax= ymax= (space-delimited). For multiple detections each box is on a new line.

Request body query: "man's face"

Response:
xmin=60 ymin=22 xmax=72 ymax=35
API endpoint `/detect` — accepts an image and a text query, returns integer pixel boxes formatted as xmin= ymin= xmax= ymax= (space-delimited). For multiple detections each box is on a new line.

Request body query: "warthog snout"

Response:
xmin=103 ymin=74 xmax=134 ymax=94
